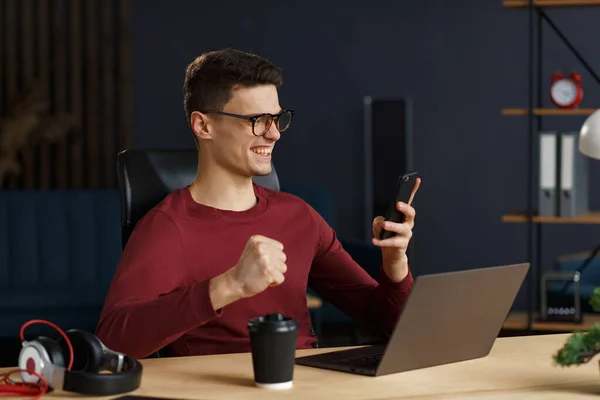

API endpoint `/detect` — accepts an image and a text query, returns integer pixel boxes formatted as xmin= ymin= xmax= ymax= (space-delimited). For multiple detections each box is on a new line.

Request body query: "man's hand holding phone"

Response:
xmin=371 ymin=174 xmax=421 ymax=283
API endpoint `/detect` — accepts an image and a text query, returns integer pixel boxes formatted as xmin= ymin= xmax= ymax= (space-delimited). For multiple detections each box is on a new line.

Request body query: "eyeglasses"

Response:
xmin=201 ymin=109 xmax=295 ymax=136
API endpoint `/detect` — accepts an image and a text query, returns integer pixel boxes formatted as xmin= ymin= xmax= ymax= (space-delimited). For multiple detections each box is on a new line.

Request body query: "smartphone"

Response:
xmin=379 ymin=171 xmax=418 ymax=240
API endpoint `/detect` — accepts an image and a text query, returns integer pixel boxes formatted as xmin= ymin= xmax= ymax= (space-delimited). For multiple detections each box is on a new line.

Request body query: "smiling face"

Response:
xmin=183 ymin=49 xmax=287 ymax=179
xmin=192 ymin=84 xmax=282 ymax=177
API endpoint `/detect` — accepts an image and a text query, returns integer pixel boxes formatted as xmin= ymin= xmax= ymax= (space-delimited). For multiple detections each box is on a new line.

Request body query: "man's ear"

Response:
xmin=190 ymin=111 xmax=212 ymax=141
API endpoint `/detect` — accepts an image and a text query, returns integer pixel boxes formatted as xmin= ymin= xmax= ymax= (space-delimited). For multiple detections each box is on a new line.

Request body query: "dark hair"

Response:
xmin=183 ymin=48 xmax=283 ymax=123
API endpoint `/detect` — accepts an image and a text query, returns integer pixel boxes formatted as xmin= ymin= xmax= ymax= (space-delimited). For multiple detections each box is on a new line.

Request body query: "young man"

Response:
xmin=96 ymin=48 xmax=420 ymax=359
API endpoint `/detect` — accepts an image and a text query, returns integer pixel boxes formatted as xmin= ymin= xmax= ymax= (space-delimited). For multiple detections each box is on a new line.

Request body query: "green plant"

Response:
xmin=553 ymin=286 xmax=600 ymax=366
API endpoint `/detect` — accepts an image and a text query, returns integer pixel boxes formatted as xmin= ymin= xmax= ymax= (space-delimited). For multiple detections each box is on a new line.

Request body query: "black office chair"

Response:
xmin=115 ymin=148 xmax=281 ymax=357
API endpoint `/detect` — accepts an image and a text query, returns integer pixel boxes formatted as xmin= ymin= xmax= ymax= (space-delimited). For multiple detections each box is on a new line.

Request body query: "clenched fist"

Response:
xmin=230 ymin=235 xmax=288 ymax=298
xmin=209 ymin=235 xmax=287 ymax=311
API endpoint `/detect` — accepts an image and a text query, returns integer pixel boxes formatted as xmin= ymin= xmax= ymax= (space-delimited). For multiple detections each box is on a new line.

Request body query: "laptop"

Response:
xmin=295 ymin=263 xmax=529 ymax=376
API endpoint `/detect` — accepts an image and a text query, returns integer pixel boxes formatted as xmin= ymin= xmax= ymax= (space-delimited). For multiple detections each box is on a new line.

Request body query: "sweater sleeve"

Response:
xmin=306 ymin=204 xmax=414 ymax=339
xmin=95 ymin=210 xmax=221 ymax=359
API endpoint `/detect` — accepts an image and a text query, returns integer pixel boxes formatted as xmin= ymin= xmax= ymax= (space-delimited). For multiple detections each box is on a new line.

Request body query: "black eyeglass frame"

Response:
xmin=199 ymin=109 xmax=295 ymax=136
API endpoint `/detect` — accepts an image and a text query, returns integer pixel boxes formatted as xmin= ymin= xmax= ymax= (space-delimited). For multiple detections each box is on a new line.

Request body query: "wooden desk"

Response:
xmin=503 ymin=311 xmax=600 ymax=332
xmin=2 ymin=334 xmax=600 ymax=399
xmin=306 ymin=294 xmax=322 ymax=309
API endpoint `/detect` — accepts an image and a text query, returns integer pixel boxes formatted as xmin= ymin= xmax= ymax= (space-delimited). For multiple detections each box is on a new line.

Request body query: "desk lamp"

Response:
xmin=579 ymin=109 xmax=600 ymax=160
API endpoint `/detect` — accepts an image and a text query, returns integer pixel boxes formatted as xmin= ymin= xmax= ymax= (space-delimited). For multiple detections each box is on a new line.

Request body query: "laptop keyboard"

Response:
xmin=331 ymin=352 xmax=383 ymax=368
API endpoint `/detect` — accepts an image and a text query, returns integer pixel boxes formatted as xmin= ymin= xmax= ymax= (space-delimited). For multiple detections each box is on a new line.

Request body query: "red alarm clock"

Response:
xmin=550 ymin=72 xmax=583 ymax=109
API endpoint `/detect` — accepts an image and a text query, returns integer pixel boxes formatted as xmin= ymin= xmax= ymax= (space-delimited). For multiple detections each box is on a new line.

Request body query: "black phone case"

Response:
xmin=379 ymin=172 xmax=418 ymax=240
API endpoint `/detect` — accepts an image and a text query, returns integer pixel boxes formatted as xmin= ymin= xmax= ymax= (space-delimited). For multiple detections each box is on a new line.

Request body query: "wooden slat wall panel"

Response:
xmin=20 ymin=0 xmax=35 ymax=188
xmin=53 ymin=0 xmax=68 ymax=189
xmin=85 ymin=0 xmax=99 ymax=189
xmin=0 ymin=2 xmax=4 ymax=119
xmin=38 ymin=0 xmax=51 ymax=189
xmin=0 ymin=0 xmax=132 ymax=190
xmin=118 ymin=0 xmax=133 ymax=154
xmin=4 ymin=0 xmax=18 ymax=189
xmin=69 ymin=0 xmax=82 ymax=188
xmin=101 ymin=0 xmax=115 ymax=188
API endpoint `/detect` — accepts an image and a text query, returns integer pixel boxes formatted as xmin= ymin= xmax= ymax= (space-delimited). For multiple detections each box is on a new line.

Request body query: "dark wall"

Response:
xmin=131 ymin=0 xmax=600 ymax=309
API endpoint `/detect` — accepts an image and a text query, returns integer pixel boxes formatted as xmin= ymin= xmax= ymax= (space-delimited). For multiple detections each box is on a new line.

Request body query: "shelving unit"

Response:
xmin=502 ymin=311 xmax=600 ymax=332
xmin=501 ymin=1 xmax=600 ymax=333
xmin=504 ymin=0 xmax=600 ymax=8
xmin=502 ymin=212 xmax=600 ymax=224
xmin=501 ymin=108 xmax=597 ymax=116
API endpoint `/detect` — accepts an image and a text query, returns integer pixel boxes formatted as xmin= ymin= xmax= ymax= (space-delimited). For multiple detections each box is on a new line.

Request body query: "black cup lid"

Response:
xmin=247 ymin=313 xmax=298 ymax=334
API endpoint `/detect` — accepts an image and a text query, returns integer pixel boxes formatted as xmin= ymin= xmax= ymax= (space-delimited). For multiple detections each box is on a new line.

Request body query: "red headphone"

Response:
xmin=1 ymin=319 xmax=143 ymax=398
xmin=0 ymin=319 xmax=74 ymax=399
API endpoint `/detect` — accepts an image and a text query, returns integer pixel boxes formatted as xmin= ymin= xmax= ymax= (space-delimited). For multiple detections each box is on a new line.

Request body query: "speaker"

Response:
xmin=363 ymin=96 xmax=414 ymax=258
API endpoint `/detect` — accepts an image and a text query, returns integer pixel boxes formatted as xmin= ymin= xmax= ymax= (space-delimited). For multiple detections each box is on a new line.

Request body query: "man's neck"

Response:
xmin=189 ymin=161 xmax=257 ymax=212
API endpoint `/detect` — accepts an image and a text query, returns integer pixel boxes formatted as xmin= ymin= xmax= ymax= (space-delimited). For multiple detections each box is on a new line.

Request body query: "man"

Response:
xmin=96 ymin=48 xmax=420 ymax=359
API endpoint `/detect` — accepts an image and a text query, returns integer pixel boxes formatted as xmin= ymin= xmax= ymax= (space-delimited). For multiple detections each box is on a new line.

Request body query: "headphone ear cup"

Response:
xmin=36 ymin=337 xmax=66 ymax=367
xmin=18 ymin=337 xmax=66 ymax=386
xmin=58 ymin=330 xmax=104 ymax=373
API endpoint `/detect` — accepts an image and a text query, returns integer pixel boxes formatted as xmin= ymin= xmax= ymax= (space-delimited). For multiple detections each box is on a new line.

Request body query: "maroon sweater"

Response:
xmin=96 ymin=184 xmax=414 ymax=359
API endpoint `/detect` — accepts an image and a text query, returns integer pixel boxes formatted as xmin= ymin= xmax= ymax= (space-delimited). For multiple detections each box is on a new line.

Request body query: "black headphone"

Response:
xmin=18 ymin=328 xmax=143 ymax=396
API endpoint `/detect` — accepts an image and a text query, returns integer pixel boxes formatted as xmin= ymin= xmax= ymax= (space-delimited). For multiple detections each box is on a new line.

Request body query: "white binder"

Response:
xmin=559 ymin=132 xmax=589 ymax=217
xmin=538 ymin=132 xmax=557 ymax=216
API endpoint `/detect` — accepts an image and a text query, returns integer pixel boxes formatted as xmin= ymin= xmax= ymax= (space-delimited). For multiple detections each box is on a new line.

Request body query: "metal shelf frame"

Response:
xmin=519 ymin=0 xmax=600 ymax=333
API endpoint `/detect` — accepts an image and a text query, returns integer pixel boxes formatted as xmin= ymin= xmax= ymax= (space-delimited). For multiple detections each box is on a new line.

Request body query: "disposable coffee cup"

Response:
xmin=247 ymin=313 xmax=299 ymax=390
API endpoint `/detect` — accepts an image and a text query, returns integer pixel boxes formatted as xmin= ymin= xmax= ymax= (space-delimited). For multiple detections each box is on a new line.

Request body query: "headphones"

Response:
xmin=12 ymin=320 xmax=143 ymax=397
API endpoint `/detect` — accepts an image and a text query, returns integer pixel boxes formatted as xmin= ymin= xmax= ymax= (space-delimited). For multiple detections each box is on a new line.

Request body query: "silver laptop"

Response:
xmin=295 ymin=263 xmax=529 ymax=376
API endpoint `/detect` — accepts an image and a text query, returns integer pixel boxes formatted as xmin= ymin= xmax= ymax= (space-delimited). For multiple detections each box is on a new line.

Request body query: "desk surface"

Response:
xmin=2 ymin=334 xmax=600 ymax=399
xmin=306 ymin=294 xmax=322 ymax=309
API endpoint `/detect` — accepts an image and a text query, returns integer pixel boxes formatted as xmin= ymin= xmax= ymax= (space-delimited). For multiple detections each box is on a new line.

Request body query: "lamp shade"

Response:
xmin=579 ymin=109 xmax=600 ymax=160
